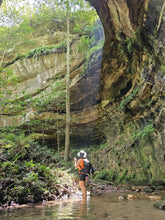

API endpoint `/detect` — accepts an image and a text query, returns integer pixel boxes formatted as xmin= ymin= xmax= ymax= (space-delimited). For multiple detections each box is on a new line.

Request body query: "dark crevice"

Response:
xmin=117 ymin=79 xmax=132 ymax=99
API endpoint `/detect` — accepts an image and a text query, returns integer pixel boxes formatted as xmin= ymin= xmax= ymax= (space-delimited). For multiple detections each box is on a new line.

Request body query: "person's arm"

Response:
xmin=74 ymin=158 xmax=80 ymax=169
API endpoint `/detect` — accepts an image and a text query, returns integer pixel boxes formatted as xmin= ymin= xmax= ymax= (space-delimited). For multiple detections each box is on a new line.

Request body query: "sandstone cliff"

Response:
xmin=87 ymin=0 xmax=165 ymax=184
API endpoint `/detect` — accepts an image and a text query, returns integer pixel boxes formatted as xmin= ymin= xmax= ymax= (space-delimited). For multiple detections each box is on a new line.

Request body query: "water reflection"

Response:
xmin=0 ymin=193 xmax=165 ymax=220
xmin=52 ymin=196 xmax=90 ymax=219
xmin=0 ymin=195 xmax=91 ymax=220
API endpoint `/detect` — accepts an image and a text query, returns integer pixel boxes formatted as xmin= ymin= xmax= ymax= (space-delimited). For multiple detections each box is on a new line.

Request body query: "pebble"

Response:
xmin=127 ymin=194 xmax=137 ymax=200
xmin=118 ymin=196 xmax=125 ymax=200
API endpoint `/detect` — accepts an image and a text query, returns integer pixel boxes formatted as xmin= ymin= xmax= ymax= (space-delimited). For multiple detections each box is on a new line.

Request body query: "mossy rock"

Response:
xmin=142 ymin=187 xmax=154 ymax=193
xmin=153 ymin=200 xmax=165 ymax=210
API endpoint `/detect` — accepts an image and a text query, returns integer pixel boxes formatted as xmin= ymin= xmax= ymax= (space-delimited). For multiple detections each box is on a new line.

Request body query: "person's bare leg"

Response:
xmin=79 ymin=181 xmax=87 ymax=197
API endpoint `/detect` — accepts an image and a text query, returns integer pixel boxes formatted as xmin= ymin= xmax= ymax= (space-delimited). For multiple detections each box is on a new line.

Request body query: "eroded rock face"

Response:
xmin=86 ymin=0 xmax=165 ymax=183
xmin=0 ymin=32 xmax=105 ymax=148
xmin=155 ymin=108 xmax=165 ymax=160
xmin=87 ymin=0 xmax=165 ymax=100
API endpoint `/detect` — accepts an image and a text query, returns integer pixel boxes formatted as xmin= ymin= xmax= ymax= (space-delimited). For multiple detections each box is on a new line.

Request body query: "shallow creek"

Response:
xmin=0 ymin=192 xmax=165 ymax=220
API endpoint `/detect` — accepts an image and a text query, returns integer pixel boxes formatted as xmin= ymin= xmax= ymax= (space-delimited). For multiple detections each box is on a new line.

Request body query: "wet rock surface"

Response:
xmin=154 ymin=200 xmax=165 ymax=210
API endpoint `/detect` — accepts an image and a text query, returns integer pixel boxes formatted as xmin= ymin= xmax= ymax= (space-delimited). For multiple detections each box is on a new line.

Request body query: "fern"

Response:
xmin=131 ymin=124 xmax=154 ymax=140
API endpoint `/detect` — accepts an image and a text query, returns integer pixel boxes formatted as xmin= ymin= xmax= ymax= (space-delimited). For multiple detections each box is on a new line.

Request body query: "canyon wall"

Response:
xmin=86 ymin=0 xmax=165 ymax=184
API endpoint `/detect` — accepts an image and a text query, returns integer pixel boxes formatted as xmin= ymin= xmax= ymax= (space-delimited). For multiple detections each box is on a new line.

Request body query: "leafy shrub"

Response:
xmin=95 ymin=168 xmax=135 ymax=184
xmin=131 ymin=124 xmax=154 ymax=140
xmin=95 ymin=169 xmax=117 ymax=182
xmin=26 ymin=41 xmax=67 ymax=58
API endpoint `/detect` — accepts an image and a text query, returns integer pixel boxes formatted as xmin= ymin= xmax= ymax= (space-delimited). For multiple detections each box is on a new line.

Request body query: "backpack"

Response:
xmin=83 ymin=159 xmax=95 ymax=176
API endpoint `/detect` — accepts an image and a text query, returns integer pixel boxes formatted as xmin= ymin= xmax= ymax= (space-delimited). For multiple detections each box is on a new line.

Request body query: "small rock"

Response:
xmin=127 ymin=194 xmax=137 ymax=200
xmin=10 ymin=201 xmax=16 ymax=207
xmin=118 ymin=196 xmax=125 ymax=200
xmin=136 ymin=188 xmax=141 ymax=192
xmin=147 ymin=195 xmax=162 ymax=200
xmin=131 ymin=186 xmax=136 ymax=191
xmin=160 ymin=205 xmax=165 ymax=210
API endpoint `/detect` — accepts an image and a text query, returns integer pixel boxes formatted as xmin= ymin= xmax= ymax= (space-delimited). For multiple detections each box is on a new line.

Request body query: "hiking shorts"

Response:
xmin=79 ymin=173 xmax=86 ymax=181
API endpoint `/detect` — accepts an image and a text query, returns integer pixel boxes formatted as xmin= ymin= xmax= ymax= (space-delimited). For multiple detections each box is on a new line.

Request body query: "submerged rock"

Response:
xmin=127 ymin=194 xmax=137 ymax=200
xmin=147 ymin=195 xmax=162 ymax=200
xmin=118 ymin=196 xmax=126 ymax=200
xmin=154 ymin=200 xmax=165 ymax=210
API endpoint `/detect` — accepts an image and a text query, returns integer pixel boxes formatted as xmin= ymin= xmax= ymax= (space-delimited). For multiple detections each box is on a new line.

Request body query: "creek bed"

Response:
xmin=1 ymin=191 xmax=165 ymax=220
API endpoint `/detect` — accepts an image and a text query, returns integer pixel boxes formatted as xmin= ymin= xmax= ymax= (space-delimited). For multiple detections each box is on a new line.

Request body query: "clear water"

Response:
xmin=0 ymin=192 xmax=165 ymax=220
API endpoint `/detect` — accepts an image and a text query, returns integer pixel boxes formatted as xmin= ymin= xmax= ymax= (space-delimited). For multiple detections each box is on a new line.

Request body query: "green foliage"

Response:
xmin=31 ymin=4 xmax=65 ymax=30
xmin=95 ymin=168 xmax=133 ymax=184
xmin=72 ymin=10 xmax=98 ymax=35
xmin=119 ymin=86 xmax=139 ymax=111
xmin=0 ymin=66 xmax=16 ymax=86
xmin=78 ymin=35 xmax=93 ymax=52
xmin=131 ymin=124 xmax=154 ymax=140
xmin=80 ymin=38 xmax=104 ymax=76
xmin=0 ymin=126 xmax=62 ymax=205
xmin=0 ymin=0 xmax=98 ymax=62
xmin=0 ymin=66 xmax=25 ymax=116
xmin=34 ymin=80 xmax=65 ymax=112
xmin=78 ymin=35 xmax=103 ymax=56
xmin=136 ymin=177 xmax=148 ymax=185
xmin=98 ymin=142 xmax=108 ymax=150
xmin=95 ymin=169 xmax=116 ymax=182
xmin=0 ymin=67 xmax=66 ymax=119
xmin=4 ymin=41 xmax=67 ymax=67
xmin=25 ymin=41 xmax=67 ymax=58
xmin=87 ymin=40 xmax=104 ymax=59
xmin=116 ymin=27 xmax=143 ymax=74
xmin=160 ymin=62 xmax=165 ymax=75
xmin=117 ymin=27 xmax=142 ymax=57
xmin=0 ymin=18 xmax=34 ymax=52
xmin=77 ymin=19 xmax=104 ymax=57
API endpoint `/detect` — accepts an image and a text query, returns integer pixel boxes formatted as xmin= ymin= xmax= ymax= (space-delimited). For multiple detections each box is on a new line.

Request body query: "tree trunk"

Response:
xmin=57 ymin=105 xmax=60 ymax=154
xmin=64 ymin=3 xmax=70 ymax=162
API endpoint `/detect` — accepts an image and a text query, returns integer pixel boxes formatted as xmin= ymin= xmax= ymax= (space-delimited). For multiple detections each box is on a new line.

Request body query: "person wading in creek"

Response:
xmin=74 ymin=150 xmax=87 ymax=198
